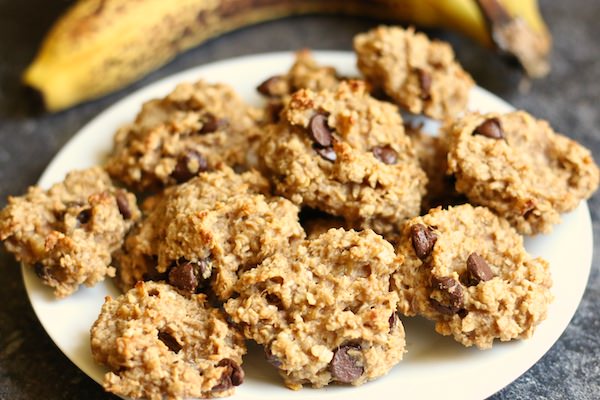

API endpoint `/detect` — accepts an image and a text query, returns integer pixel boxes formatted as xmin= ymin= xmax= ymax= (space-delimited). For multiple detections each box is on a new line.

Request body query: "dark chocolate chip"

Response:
xmin=265 ymin=101 xmax=284 ymax=122
xmin=168 ymin=262 xmax=199 ymax=292
xmin=257 ymin=75 xmax=285 ymax=97
xmin=34 ymin=262 xmax=49 ymax=279
xmin=309 ymin=113 xmax=333 ymax=147
xmin=410 ymin=224 xmax=437 ymax=260
xmin=76 ymin=209 xmax=92 ymax=224
xmin=265 ymin=347 xmax=283 ymax=368
xmin=473 ymin=118 xmax=503 ymax=139
xmin=212 ymin=358 xmax=244 ymax=391
xmin=430 ymin=276 xmax=464 ymax=313
xmin=416 ymin=68 xmax=432 ymax=100
xmin=157 ymin=331 xmax=182 ymax=353
xmin=171 ymin=150 xmax=208 ymax=183
xmin=389 ymin=312 xmax=398 ymax=331
xmin=115 ymin=192 xmax=132 ymax=220
xmin=330 ymin=344 xmax=364 ymax=383
xmin=466 ymin=252 xmax=494 ymax=284
xmin=372 ymin=145 xmax=398 ymax=165
xmin=314 ymin=145 xmax=337 ymax=162
xmin=199 ymin=112 xmax=228 ymax=134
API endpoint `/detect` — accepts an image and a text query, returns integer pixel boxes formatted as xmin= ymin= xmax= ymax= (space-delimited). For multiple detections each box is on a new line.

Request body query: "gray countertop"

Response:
xmin=0 ymin=0 xmax=598 ymax=398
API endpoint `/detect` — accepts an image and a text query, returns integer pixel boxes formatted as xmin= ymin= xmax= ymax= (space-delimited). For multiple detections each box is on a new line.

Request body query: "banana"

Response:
xmin=24 ymin=0 xmax=551 ymax=112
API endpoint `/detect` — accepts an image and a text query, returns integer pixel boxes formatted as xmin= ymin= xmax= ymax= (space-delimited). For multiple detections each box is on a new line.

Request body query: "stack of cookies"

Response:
xmin=1 ymin=26 xmax=598 ymax=400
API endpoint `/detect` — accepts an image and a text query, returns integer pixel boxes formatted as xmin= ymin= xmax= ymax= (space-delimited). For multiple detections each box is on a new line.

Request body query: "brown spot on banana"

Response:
xmin=23 ymin=0 xmax=551 ymax=112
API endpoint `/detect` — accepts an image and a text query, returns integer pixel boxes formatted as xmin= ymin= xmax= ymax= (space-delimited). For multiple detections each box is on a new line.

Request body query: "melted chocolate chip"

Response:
xmin=157 ymin=331 xmax=182 ymax=353
xmin=466 ymin=252 xmax=494 ymax=285
xmin=473 ymin=118 xmax=503 ymax=139
xmin=309 ymin=113 xmax=333 ymax=147
xmin=410 ymin=224 xmax=437 ymax=260
xmin=212 ymin=358 xmax=244 ymax=391
xmin=171 ymin=150 xmax=208 ymax=183
xmin=330 ymin=343 xmax=364 ymax=383
xmin=115 ymin=192 xmax=131 ymax=220
xmin=372 ymin=145 xmax=398 ymax=165
xmin=389 ymin=312 xmax=398 ymax=331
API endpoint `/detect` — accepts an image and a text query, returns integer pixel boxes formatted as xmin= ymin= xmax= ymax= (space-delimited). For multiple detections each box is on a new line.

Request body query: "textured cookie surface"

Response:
xmin=106 ymin=80 xmax=263 ymax=191
xmin=447 ymin=111 xmax=600 ymax=234
xmin=354 ymin=25 xmax=474 ymax=119
xmin=0 ymin=167 xmax=139 ymax=297
xmin=393 ymin=204 xmax=553 ymax=349
xmin=261 ymin=80 xmax=427 ymax=235
xmin=225 ymin=228 xmax=405 ymax=390
xmin=116 ymin=166 xmax=304 ymax=300
xmin=91 ymin=281 xmax=246 ymax=400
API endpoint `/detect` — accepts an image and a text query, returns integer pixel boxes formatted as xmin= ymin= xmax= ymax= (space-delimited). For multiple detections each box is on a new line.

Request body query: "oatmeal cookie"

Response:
xmin=260 ymin=80 xmax=427 ymax=235
xmin=106 ymin=80 xmax=263 ymax=191
xmin=392 ymin=204 xmax=553 ymax=349
xmin=446 ymin=111 xmax=600 ymax=234
xmin=354 ymin=26 xmax=474 ymax=119
xmin=116 ymin=166 xmax=304 ymax=300
xmin=257 ymin=49 xmax=343 ymax=122
xmin=91 ymin=281 xmax=246 ymax=400
xmin=0 ymin=167 xmax=139 ymax=297
xmin=225 ymin=228 xmax=405 ymax=390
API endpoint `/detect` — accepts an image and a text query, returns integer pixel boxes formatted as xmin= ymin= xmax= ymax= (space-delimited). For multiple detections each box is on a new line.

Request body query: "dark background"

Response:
xmin=0 ymin=0 xmax=598 ymax=398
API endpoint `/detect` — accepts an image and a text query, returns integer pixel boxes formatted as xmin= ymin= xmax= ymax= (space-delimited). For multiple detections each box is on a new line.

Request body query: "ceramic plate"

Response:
xmin=23 ymin=51 xmax=593 ymax=399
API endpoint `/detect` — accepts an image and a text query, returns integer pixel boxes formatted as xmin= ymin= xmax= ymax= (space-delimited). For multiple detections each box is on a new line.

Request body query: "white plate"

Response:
xmin=23 ymin=51 xmax=593 ymax=399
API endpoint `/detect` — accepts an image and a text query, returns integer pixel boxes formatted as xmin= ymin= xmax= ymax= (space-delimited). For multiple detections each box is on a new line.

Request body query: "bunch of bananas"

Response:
xmin=24 ymin=0 xmax=551 ymax=111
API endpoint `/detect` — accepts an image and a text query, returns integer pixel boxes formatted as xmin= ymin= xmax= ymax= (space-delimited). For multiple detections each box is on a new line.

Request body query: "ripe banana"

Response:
xmin=24 ymin=0 xmax=551 ymax=112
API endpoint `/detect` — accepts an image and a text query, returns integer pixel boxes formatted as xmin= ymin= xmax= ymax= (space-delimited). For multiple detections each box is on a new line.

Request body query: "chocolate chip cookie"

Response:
xmin=392 ymin=204 xmax=553 ymax=349
xmin=91 ymin=281 xmax=246 ymax=400
xmin=260 ymin=80 xmax=427 ymax=235
xmin=106 ymin=80 xmax=263 ymax=191
xmin=0 ymin=167 xmax=139 ymax=297
xmin=116 ymin=166 xmax=304 ymax=300
xmin=446 ymin=111 xmax=600 ymax=234
xmin=354 ymin=26 xmax=474 ymax=119
xmin=225 ymin=228 xmax=405 ymax=390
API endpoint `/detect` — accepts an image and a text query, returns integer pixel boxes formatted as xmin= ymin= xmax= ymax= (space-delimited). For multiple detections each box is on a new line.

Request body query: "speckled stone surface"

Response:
xmin=0 ymin=1 xmax=598 ymax=399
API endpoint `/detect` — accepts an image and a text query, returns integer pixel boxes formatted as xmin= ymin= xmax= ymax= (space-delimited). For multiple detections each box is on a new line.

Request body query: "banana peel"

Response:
xmin=23 ymin=0 xmax=552 ymax=112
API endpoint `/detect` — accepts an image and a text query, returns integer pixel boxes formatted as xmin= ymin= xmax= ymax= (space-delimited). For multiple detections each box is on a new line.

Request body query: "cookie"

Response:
xmin=406 ymin=125 xmax=466 ymax=212
xmin=106 ymin=80 xmax=263 ymax=191
xmin=257 ymin=49 xmax=343 ymax=122
xmin=446 ymin=111 xmax=600 ymax=234
xmin=260 ymin=80 xmax=427 ymax=235
xmin=0 ymin=167 xmax=139 ymax=297
xmin=225 ymin=228 xmax=405 ymax=390
xmin=354 ymin=26 xmax=474 ymax=119
xmin=91 ymin=281 xmax=246 ymax=400
xmin=392 ymin=204 xmax=553 ymax=349
xmin=116 ymin=165 xmax=304 ymax=300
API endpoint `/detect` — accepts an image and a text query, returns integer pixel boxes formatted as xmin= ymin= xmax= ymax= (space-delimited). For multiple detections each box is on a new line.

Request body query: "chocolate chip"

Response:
xmin=474 ymin=118 xmax=503 ymax=139
xmin=76 ymin=209 xmax=92 ymax=224
xmin=168 ymin=262 xmax=199 ymax=292
xmin=265 ymin=101 xmax=284 ymax=122
xmin=314 ymin=145 xmax=337 ymax=162
xmin=416 ymin=68 xmax=432 ymax=100
xmin=171 ymin=150 xmax=208 ymax=183
xmin=257 ymin=75 xmax=285 ymax=97
xmin=199 ymin=112 xmax=228 ymax=134
xmin=265 ymin=347 xmax=282 ymax=368
xmin=330 ymin=344 xmax=364 ymax=383
xmin=372 ymin=145 xmax=398 ymax=165
xmin=466 ymin=252 xmax=494 ymax=284
xmin=212 ymin=358 xmax=244 ymax=391
xmin=157 ymin=330 xmax=182 ymax=353
xmin=430 ymin=276 xmax=464 ymax=314
xmin=34 ymin=262 xmax=49 ymax=279
xmin=309 ymin=113 xmax=333 ymax=147
xmin=410 ymin=224 xmax=437 ymax=260
xmin=115 ymin=192 xmax=131 ymax=220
